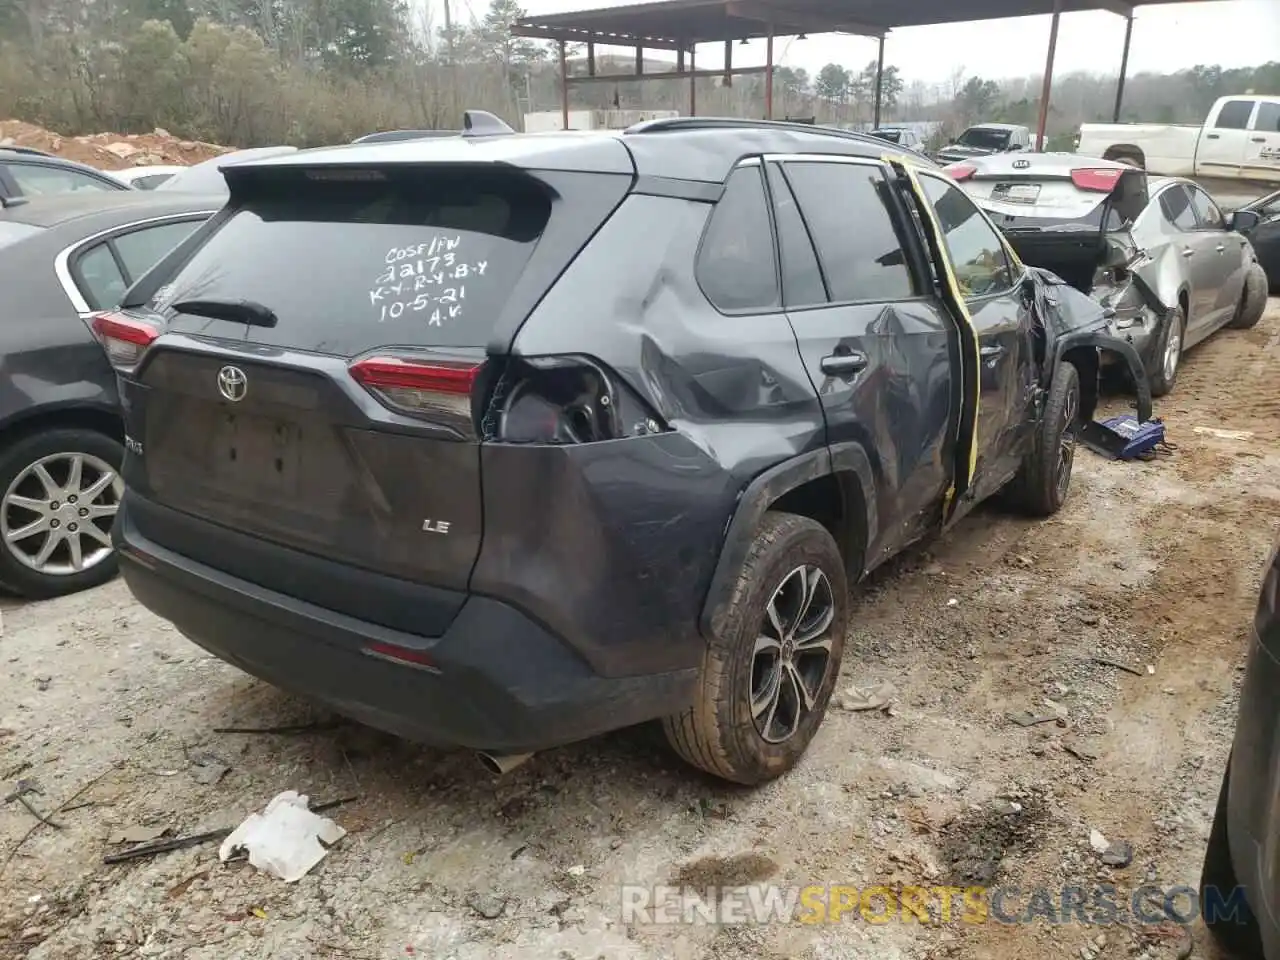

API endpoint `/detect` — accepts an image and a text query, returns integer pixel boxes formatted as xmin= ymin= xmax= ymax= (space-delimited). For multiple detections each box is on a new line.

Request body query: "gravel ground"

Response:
xmin=3 ymin=299 xmax=1279 ymax=960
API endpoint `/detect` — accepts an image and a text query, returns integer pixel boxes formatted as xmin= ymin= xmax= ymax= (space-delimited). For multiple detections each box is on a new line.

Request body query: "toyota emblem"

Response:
xmin=217 ymin=365 xmax=248 ymax=402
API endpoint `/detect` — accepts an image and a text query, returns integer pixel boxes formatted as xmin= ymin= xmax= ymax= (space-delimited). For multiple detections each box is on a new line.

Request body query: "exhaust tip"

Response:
xmin=476 ymin=751 xmax=534 ymax=776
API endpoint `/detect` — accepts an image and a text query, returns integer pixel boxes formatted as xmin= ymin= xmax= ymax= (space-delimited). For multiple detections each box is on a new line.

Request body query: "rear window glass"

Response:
xmin=149 ymin=169 xmax=550 ymax=353
xmin=957 ymin=128 xmax=1011 ymax=150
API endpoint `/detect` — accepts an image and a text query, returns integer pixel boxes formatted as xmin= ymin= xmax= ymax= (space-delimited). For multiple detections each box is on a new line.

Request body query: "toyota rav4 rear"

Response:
xmin=104 ymin=137 xmax=718 ymax=763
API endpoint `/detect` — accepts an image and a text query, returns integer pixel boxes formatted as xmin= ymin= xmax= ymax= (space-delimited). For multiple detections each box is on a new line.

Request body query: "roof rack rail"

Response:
xmin=623 ymin=116 xmax=886 ymax=146
xmin=0 ymin=144 xmax=53 ymax=157
xmin=462 ymin=110 xmax=516 ymax=137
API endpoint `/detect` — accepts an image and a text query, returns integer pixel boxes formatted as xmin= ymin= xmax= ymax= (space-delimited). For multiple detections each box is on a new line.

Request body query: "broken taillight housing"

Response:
xmin=484 ymin=356 xmax=668 ymax=445
xmin=89 ymin=311 xmax=161 ymax=373
xmin=944 ymin=163 xmax=977 ymax=182
xmin=1070 ymin=168 xmax=1125 ymax=192
xmin=348 ymin=356 xmax=482 ymax=425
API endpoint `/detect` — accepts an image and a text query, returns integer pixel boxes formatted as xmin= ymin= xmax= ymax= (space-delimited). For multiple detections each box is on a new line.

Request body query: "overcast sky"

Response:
xmin=439 ymin=0 xmax=1279 ymax=85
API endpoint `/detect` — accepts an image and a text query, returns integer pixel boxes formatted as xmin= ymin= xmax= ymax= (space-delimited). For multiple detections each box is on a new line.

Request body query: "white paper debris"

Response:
xmin=218 ymin=791 xmax=346 ymax=882
xmin=1089 ymin=829 xmax=1109 ymax=854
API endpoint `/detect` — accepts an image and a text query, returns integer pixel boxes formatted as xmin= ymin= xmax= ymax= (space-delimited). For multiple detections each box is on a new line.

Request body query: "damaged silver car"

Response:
xmin=946 ymin=154 xmax=1270 ymax=396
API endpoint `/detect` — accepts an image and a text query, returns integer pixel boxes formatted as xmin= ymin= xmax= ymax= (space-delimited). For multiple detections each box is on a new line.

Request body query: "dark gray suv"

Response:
xmin=97 ymin=117 xmax=1150 ymax=783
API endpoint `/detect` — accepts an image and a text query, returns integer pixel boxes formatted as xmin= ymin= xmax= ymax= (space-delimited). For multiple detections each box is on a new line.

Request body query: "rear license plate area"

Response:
xmin=992 ymin=182 xmax=1041 ymax=204
xmin=211 ymin=411 xmax=302 ymax=496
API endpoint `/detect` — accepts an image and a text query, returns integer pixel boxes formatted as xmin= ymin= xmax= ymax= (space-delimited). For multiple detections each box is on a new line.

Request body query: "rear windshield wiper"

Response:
xmin=171 ymin=298 xmax=278 ymax=328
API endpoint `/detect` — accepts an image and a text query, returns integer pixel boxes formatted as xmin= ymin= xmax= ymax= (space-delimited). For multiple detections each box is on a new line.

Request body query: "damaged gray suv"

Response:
xmin=96 ymin=116 xmax=1151 ymax=784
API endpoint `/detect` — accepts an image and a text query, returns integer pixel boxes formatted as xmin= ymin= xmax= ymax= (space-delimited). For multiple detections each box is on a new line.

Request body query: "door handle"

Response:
xmin=1206 ymin=133 xmax=1220 ymax=140
xmin=979 ymin=344 xmax=1005 ymax=359
xmin=820 ymin=352 xmax=868 ymax=376
xmin=1252 ymin=136 xmax=1266 ymax=143
xmin=1182 ymin=247 xmax=1195 ymax=257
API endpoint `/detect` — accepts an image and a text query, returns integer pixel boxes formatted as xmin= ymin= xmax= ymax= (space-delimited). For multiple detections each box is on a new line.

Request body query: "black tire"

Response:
xmin=1227 ymin=263 xmax=1269 ymax=330
xmin=1201 ymin=764 xmax=1265 ymax=957
xmin=1148 ymin=304 xmax=1186 ymax=399
xmin=1005 ymin=361 xmax=1079 ymax=517
xmin=0 ymin=428 xmax=124 ymax=599
xmin=663 ymin=512 xmax=848 ymax=785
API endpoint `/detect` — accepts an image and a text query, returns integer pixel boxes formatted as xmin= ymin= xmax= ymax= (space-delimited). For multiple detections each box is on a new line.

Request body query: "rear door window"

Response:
xmin=782 ymin=160 xmax=915 ymax=304
xmin=1188 ymin=186 xmax=1225 ymax=230
xmin=1159 ymin=185 xmax=1198 ymax=230
xmin=148 ymin=168 xmax=552 ymax=353
xmin=1214 ymin=100 xmax=1255 ymax=130
xmin=76 ymin=243 xmax=129 ymax=309
xmin=765 ymin=163 xmax=826 ymax=308
xmin=695 ymin=165 xmax=780 ymax=312
xmin=1255 ymin=102 xmax=1280 ymax=133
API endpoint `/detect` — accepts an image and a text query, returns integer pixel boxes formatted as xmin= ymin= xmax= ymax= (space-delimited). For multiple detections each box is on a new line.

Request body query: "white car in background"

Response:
xmin=112 ymin=165 xmax=186 ymax=190
xmin=946 ymin=152 xmax=1269 ymax=398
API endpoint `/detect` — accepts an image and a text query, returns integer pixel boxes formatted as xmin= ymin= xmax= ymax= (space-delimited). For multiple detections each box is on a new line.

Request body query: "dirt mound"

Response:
xmin=0 ymin=119 xmax=228 ymax=170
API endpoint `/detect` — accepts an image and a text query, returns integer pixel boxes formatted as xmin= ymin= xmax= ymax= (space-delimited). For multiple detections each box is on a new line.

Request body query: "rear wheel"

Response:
xmin=1201 ymin=763 xmax=1265 ymax=957
xmin=664 ymin=512 xmax=848 ymax=785
xmin=1005 ymin=361 xmax=1079 ymax=517
xmin=1148 ymin=304 xmax=1185 ymax=398
xmin=0 ymin=428 xmax=124 ymax=598
xmin=1227 ymin=263 xmax=1269 ymax=330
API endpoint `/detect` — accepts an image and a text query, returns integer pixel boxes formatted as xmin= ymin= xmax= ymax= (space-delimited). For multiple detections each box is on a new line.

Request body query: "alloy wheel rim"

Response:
xmin=1 ymin=453 xmax=122 ymax=577
xmin=1056 ymin=384 xmax=1078 ymax=499
xmin=750 ymin=565 xmax=836 ymax=744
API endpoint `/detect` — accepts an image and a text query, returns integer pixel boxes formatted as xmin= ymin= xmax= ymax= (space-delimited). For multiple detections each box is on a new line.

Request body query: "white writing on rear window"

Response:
xmin=369 ymin=236 xmax=488 ymax=327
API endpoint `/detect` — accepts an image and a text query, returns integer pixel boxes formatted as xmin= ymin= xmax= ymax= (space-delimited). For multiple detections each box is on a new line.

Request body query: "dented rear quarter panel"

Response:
xmin=473 ymin=193 xmax=826 ymax=678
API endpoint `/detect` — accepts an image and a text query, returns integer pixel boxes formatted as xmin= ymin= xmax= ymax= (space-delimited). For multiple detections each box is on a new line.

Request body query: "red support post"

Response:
xmin=689 ymin=45 xmax=697 ymax=116
xmin=765 ymin=25 xmax=774 ymax=120
xmin=1035 ymin=0 xmax=1063 ymax=151
xmin=873 ymin=35 xmax=885 ymax=128
xmin=559 ymin=40 xmax=569 ymax=130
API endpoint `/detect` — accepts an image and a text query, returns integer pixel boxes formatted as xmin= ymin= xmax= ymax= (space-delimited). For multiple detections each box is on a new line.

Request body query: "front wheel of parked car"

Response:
xmin=1148 ymin=304 xmax=1185 ymax=399
xmin=1005 ymin=361 xmax=1080 ymax=518
xmin=1227 ymin=263 xmax=1269 ymax=331
xmin=1201 ymin=763 xmax=1265 ymax=957
xmin=663 ymin=512 xmax=848 ymax=785
xmin=0 ymin=428 xmax=125 ymax=599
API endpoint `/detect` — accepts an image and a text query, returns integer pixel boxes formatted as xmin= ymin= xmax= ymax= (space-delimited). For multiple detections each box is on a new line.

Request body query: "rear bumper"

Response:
xmin=114 ymin=499 xmax=698 ymax=754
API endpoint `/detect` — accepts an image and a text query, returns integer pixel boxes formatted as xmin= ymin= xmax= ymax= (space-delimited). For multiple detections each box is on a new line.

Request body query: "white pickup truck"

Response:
xmin=1076 ymin=94 xmax=1280 ymax=188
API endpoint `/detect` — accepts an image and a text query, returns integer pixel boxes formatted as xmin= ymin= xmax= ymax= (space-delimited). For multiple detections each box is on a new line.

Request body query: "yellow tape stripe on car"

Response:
xmin=884 ymin=154 xmax=981 ymax=516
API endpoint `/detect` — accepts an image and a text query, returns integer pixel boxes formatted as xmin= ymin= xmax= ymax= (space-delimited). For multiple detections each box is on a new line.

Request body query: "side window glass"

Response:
xmin=114 ymin=221 xmax=201 ymax=282
xmin=782 ymin=161 xmax=915 ymax=303
xmin=1214 ymin=100 xmax=1255 ymax=130
xmin=10 ymin=164 xmax=114 ymax=196
xmin=696 ymin=165 xmax=779 ymax=312
xmin=76 ymin=243 xmax=129 ymax=310
xmin=918 ymin=175 xmax=1014 ymax=300
xmin=765 ymin=163 xmax=827 ymax=308
xmin=1254 ymin=102 xmax=1280 ymax=133
xmin=1159 ymin=185 xmax=1198 ymax=231
xmin=1189 ymin=188 xmax=1224 ymax=230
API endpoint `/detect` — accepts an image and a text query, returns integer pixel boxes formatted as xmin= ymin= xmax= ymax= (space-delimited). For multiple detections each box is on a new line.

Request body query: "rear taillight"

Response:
xmin=483 ymin=356 xmax=667 ymax=445
xmin=349 ymin=355 xmax=482 ymax=424
xmin=1070 ymin=168 xmax=1124 ymax=192
xmin=89 ymin=311 xmax=160 ymax=373
xmin=944 ymin=163 xmax=977 ymax=181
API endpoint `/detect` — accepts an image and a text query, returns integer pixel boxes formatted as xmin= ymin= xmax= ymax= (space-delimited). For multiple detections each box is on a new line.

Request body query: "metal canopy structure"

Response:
xmin=512 ymin=0 xmax=1226 ymax=148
